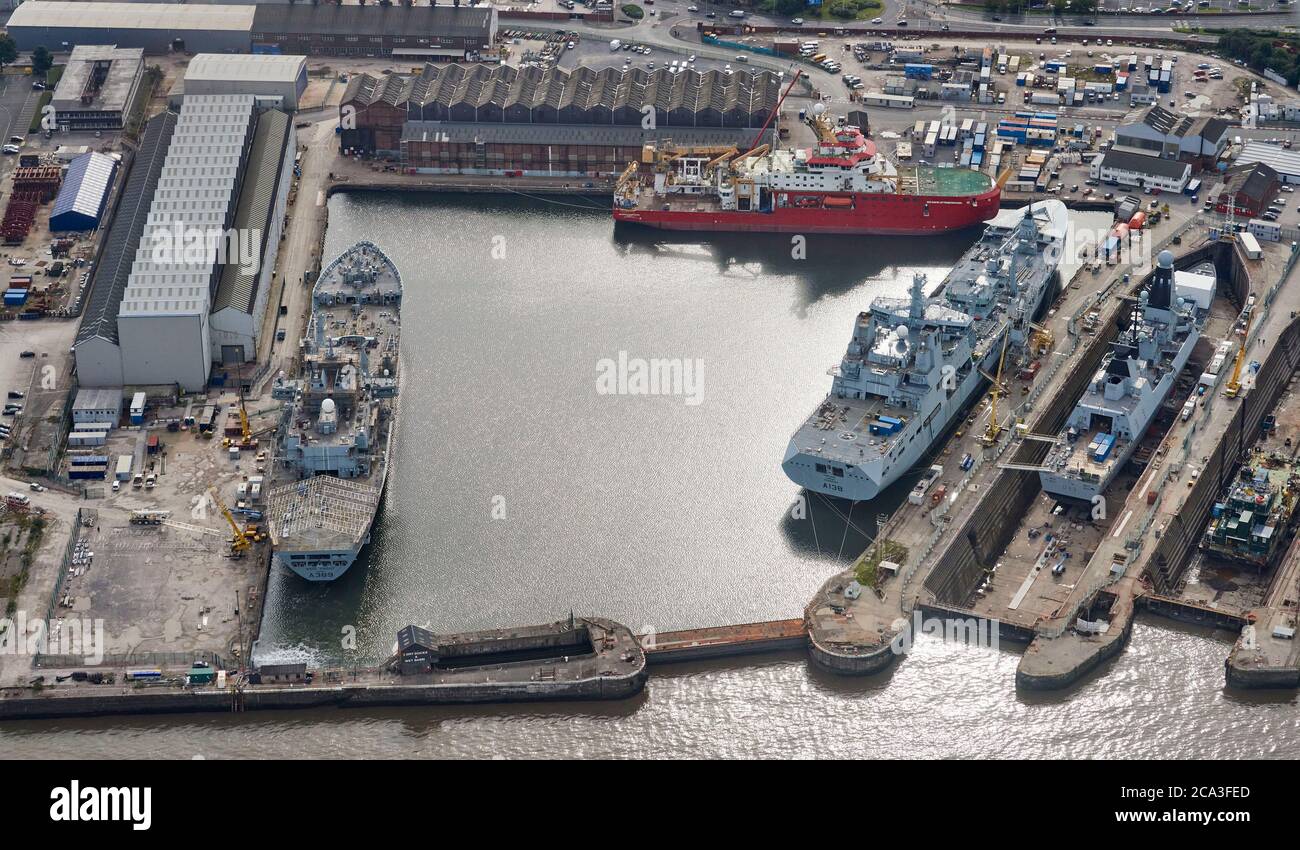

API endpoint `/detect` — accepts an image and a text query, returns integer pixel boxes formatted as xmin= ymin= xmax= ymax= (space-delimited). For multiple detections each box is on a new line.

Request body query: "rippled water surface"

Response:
xmin=6 ymin=194 xmax=1295 ymax=759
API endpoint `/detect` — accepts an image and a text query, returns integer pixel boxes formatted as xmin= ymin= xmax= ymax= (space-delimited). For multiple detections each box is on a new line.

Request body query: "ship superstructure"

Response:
xmin=782 ymin=200 xmax=1069 ymax=501
xmin=266 ymin=241 xmax=402 ymax=581
xmin=613 ymin=105 xmax=1001 ymax=235
xmin=1039 ymin=250 xmax=1209 ymax=502
xmin=1203 ymin=456 xmax=1300 ymax=567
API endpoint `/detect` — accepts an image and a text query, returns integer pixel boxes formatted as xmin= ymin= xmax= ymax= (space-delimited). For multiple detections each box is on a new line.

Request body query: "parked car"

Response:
xmin=18 ymin=351 xmax=35 ymax=358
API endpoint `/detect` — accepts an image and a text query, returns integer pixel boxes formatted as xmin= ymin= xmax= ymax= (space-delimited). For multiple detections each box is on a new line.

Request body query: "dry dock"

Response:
xmin=808 ymin=220 xmax=1300 ymax=688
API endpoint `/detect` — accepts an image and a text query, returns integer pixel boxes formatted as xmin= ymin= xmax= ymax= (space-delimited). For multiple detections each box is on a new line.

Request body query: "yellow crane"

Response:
xmin=209 ymin=487 xmax=255 ymax=557
xmin=222 ymin=391 xmax=258 ymax=450
xmin=1224 ymin=301 xmax=1255 ymax=399
xmin=982 ymin=333 xmax=1012 ymax=446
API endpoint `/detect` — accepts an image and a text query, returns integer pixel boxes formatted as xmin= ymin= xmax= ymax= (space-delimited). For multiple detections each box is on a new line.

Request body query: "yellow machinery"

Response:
xmin=1027 ymin=321 xmax=1054 ymax=356
xmin=222 ymin=391 xmax=259 ymax=450
xmin=981 ymin=334 xmax=1012 ymax=446
xmin=1224 ymin=299 xmax=1255 ymax=399
xmin=209 ymin=487 xmax=259 ymax=557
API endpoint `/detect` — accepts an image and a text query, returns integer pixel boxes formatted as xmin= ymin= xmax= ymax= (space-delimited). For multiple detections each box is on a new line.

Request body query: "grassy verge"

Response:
xmin=855 ymin=539 xmax=909 ymax=591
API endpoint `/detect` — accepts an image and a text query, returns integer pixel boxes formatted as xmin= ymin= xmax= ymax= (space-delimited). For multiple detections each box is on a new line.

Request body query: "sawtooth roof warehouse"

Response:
xmin=6 ymin=2 xmax=498 ymax=58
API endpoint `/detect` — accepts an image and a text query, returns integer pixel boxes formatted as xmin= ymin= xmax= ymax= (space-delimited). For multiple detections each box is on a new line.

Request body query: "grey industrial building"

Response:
xmin=8 ymin=1 xmax=497 ymax=59
xmin=51 ymin=45 xmax=145 ymax=132
xmin=74 ymin=111 xmax=177 ymax=389
xmin=177 ymin=53 xmax=309 ymax=110
xmin=73 ymin=96 xmax=293 ymax=390
xmin=249 ymin=5 xmax=497 ymax=59
xmin=7 ymin=2 xmax=257 ymax=54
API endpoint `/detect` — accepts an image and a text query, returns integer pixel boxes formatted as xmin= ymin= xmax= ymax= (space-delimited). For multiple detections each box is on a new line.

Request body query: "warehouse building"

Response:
xmin=74 ymin=111 xmax=177 ymax=389
xmin=341 ymin=64 xmax=784 ymax=158
xmin=50 ymin=151 xmax=119 ymax=232
xmin=50 ymin=45 xmax=145 ymax=132
xmin=117 ymin=95 xmax=260 ymax=391
xmin=1236 ymin=141 xmax=1300 ymax=186
xmin=209 ymin=109 xmax=294 ymax=364
xmin=179 ymin=53 xmax=308 ymax=110
xmin=1090 ymin=148 xmax=1192 ymax=193
xmin=1112 ymin=107 xmax=1228 ymax=165
xmin=402 ymin=122 xmax=762 ymax=176
xmin=1211 ymin=161 xmax=1281 ymax=217
xmin=249 ymin=5 xmax=497 ymax=59
xmin=7 ymin=2 xmax=257 ymax=54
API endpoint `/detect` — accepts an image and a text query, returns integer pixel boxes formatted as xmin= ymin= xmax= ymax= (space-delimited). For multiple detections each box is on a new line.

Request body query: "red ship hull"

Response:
xmin=614 ymin=186 xmax=1002 ymax=235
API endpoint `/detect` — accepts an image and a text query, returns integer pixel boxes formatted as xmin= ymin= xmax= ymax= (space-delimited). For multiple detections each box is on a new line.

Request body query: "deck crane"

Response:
xmin=981 ymin=333 xmax=1013 ymax=447
xmin=1224 ymin=296 xmax=1257 ymax=399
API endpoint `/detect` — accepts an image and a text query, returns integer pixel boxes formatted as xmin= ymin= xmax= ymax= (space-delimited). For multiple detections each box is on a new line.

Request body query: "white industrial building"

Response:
xmin=1091 ymin=149 xmax=1191 ymax=193
xmin=1112 ymin=107 xmax=1228 ymax=164
xmin=1236 ymin=141 xmax=1300 ymax=186
xmin=74 ymin=94 xmax=292 ymax=390
xmin=209 ymin=109 xmax=295 ymax=364
xmin=180 ymin=54 xmax=308 ymax=110
xmin=118 ymin=94 xmax=258 ymax=391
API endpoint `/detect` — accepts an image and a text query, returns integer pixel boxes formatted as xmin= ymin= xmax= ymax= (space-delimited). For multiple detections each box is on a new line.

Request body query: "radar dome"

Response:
xmin=813 ymin=102 xmax=827 ymax=116
xmin=897 ymin=325 xmax=910 ymax=339
xmin=1157 ymin=250 xmax=1174 ymax=269
xmin=321 ymin=398 xmax=336 ymax=415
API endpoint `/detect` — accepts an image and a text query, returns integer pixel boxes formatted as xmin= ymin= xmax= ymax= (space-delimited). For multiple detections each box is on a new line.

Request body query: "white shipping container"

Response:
xmin=115 ymin=455 xmax=133 ymax=480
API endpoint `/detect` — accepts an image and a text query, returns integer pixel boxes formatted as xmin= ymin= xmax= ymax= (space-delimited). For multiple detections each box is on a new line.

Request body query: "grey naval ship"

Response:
xmin=782 ymin=200 xmax=1069 ymax=501
xmin=266 ymin=241 xmax=402 ymax=581
xmin=1039 ymin=249 xmax=1209 ymax=502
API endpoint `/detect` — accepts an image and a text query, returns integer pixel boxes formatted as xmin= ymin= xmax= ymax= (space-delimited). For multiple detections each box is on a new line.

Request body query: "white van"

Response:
xmin=729 ymin=8 xmax=746 ymax=17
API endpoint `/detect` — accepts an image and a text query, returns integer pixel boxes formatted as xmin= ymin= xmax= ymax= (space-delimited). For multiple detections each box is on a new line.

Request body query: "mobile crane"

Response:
xmin=1224 ymin=297 xmax=1256 ymax=399
xmin=208 ymin=487 xmax=261 ymax=557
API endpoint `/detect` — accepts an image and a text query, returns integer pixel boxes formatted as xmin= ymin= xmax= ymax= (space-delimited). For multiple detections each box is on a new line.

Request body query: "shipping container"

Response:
xmin=115 ymin=455 xmax=133 ymax=480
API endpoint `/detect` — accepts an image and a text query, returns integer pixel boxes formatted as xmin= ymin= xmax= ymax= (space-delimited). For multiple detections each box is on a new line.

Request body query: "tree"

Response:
xmin=0 ymin=36 xmax=17 ymax=71
xmin=774 ymin=0 xmax=804 ymax=14
xmin=32 ymin=46 xmax=53 ymax=76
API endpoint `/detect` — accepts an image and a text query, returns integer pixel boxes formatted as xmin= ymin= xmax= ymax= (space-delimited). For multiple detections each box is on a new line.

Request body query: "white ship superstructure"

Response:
xmin=782 ymin=200 xmax=1069 ymax=501
xmin=266 ymin=241 xmax=402 ymax=581
xmin=1039 ymin=250 xmax=1209 ymax=502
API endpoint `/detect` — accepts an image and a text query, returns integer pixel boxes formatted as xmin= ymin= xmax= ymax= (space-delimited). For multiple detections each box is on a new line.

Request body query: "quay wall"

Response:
xmin=645 ymin=637 xmax=808 ymax=665
xmin=0 ymin=671 xmax=647 ymax=722
xmin=1015 ymin=612 xmax=1135 ymax=690
xmin=1139 ymin=594 xmax=1250 ymax=631
xmin=1147 ymin=245 xmax=1300 ymax=592
xmin=924 ymin=292 xmax=1120 ymax=606
xmin=918 ymin=601 xmax=1039 ymax=644
xmin=806 ymin=635 xmax=896 ymax=675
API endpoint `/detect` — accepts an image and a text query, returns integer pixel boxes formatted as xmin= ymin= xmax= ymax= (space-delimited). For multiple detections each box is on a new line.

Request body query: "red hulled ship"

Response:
xmin=613 ymin=105 xmax=1001 ymax=236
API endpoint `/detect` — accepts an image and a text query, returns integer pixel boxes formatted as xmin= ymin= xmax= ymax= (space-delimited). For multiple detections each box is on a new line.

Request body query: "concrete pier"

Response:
xmin=0 ymin=618 xmax=647 ymax=721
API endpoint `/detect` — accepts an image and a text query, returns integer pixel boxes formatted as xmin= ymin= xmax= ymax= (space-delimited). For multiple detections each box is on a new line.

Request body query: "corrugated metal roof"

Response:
xmin=185 ymin=53 xmax=306 ymax=85
xmin=251 ymin=5 xmax=495 ymax=40
xmin=213 ymin=109 xmax=290 ymax=315
xmin=75 ymin=111 xmax=177 ymax=347
xmin=51 ymin=152 xmax=118 ymax=230
xmin=401 ymin=121 xmax=757 ymax=148
xmin=9 ymin=1 xmax=257 ymax=31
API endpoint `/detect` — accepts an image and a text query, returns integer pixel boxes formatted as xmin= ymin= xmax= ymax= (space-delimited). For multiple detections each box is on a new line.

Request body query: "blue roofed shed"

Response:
xmin=50 ymin=152 xmax=119 ymax=232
